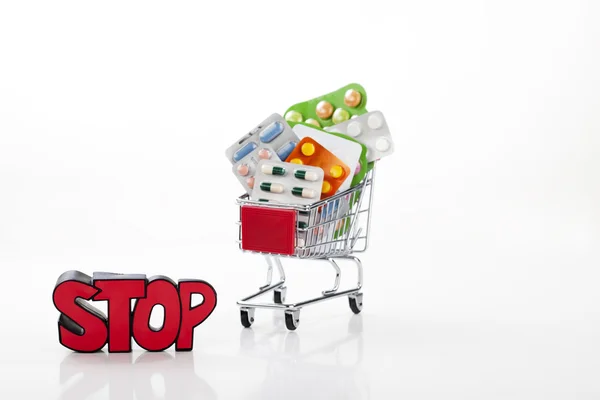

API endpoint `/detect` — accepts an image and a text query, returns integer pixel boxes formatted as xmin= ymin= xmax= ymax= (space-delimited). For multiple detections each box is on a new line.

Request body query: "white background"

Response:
xmin=1 ymin=0 xmax=599 ymax=398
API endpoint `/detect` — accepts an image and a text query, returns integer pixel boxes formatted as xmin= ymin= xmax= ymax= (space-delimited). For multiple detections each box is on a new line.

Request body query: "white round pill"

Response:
xmin=346 ymin=122 xmax=363 ymax=137
xmin=375 ymin=137 xmax=391 ymax=152
xmin=367 ymin=113 xmax=383 ymax=130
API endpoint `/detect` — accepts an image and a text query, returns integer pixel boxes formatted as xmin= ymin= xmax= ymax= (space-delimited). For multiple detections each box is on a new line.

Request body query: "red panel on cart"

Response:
xmin=241 ymin=206 xmax=296 ymax=255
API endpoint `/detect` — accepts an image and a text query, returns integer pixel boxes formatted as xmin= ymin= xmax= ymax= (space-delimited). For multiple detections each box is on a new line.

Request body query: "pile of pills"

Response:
xmin=231 ymin=144 xmax=277 ymax=192
xmin=285 ymin=137 xmax=351 ymax=200
xmin=226 ymin=114 xmax=299 ymax=194
xmin=252 ymin=160 xmax=325 ymax=205
xmin=284 ymin=83 xmax=368 ymax=129
xmin=225 ymin=83 xmax=395 ymax=206
xmin=293 ymin=123 xmax=365 ymax=191
xmin=326 ymin=111 xmax=394 ymax=162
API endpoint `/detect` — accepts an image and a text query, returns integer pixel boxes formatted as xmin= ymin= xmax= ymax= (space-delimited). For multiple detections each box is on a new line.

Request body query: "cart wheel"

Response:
xmin=240 ymin=308 xmax=255 ymax=328
xmin=274 ymin=287 xmax=287 ymax=304
xmin=284 ymin=310 xmax=300 ymax=331
xmin=349 ymin=293 xmax=363 ymax=314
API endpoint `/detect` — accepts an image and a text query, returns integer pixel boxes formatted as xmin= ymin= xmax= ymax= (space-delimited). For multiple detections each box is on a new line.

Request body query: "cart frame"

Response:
xmin=235 ymin=165 xmax=376 ymax=330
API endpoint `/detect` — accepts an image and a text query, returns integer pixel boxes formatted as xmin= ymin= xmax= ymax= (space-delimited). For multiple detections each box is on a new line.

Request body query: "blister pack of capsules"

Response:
xmin=226 ymin=113 xmax=299 ymax=165
xmin=293 ymin=124 xmax=365 ymax=192
xmin=326 ymin=111 xmax=394 ymax=162
xmin=284 ymin=83 xmax=368 ymax=129
xmin=225 ymin=114 xmax=299 ymax=193
xmin=251 ymin=160 xmax=324 ymax=205
xmin=285 ymin=137 xmax=350 ymax=200
xmin=231 ymin=144 xmax=279 ymax=193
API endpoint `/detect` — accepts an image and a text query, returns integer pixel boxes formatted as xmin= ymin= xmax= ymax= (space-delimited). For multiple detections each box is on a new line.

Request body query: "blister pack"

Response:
xmin=284 ymin=137 xmax=350 ymax=199
xmin=326 ymin=111 xmax=394 ymax=162
xmin=231 ymin=144 xmax=279 ymax=193
xmin=251 ymin=160 xmax=324 ymax=205
xmin=292 ymin=124 xmax=363 ymax=193
xmin=225 ymin=114 xmax=299 ymax=166
xmin=296 ymin=212 xmax=310 ymax=248
xmin=284 ymin=83 xmax=368 ymax=129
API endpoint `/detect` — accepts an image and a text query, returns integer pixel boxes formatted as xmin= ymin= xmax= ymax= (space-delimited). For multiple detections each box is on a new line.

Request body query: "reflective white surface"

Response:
xmin=56 ymin=315 xmax=367 ymax=400
xmin=3 ymin=288 xmax=600 ymax=399
xmin=1 ymin=0 xmax=599 ymax=398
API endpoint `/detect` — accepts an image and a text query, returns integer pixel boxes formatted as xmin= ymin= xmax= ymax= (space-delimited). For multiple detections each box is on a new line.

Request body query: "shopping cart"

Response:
xmin=236 ymin=165 xmax=376 ymax=331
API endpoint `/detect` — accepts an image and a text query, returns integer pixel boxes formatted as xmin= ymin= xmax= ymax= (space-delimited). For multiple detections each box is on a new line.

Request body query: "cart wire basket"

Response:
xmin=236 ymin=164 xmax=376 ymax=330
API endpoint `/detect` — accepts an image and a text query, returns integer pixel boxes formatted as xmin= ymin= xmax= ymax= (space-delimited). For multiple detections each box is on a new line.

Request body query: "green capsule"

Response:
xmin=260 ymin=182 xmax=284 ymax=193
xmin=297 ymin=221 xmax=308 ymax=229
xmin=261 ymin=164 xmax=286 ymax=176
xmin=292 ymin=187 xmax=316 ymax=199
xmin=294 ymin=169 xmax=319 ymax=181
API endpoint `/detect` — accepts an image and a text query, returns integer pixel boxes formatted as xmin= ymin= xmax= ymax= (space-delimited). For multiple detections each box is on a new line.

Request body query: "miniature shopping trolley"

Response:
xmin=236 ymin=165 xmax=376 ymax=331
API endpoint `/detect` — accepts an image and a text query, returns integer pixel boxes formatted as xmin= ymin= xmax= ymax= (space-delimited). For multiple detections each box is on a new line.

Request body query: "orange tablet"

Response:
xmin=285 ymin=137 xmax=350 ymax=200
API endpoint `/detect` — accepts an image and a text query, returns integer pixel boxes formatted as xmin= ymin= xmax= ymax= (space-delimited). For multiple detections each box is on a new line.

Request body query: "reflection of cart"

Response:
xmin=239 ymin=316 xmax=367 ymax=400
xmin=236 ymin=165 xmax=376 ymax=330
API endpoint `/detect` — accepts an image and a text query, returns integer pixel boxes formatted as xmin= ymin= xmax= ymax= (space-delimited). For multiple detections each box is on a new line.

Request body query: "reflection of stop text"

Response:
xmin=59 ymin=352 xmax=217 ymax=400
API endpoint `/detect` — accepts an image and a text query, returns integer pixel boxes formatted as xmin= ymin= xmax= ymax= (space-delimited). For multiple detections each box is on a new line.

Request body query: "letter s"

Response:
xmin=53 ymin=270 xmax=108 ymax=352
